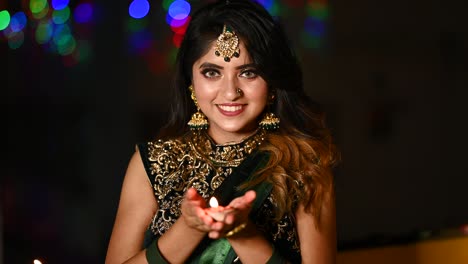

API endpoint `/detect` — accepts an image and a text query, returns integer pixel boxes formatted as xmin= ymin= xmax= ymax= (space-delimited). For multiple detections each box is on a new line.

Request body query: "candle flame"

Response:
xmin=209 ymin=197 xmax=219 ymax=208
xmin=33 ymin=260 xmax=43 ymax=264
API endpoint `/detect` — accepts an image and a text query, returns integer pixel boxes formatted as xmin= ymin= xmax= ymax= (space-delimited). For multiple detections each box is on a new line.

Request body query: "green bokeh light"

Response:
xmin=30 ymin=0 xmax=48 ymax=14
xmin=36 ymin=20 xmax=54 ymax=44
xmin=52 ymin=7 xmax=70 ymax=24
xmin=73 ymin=40 xmax=92 ymax=63
xmin=57 ymin=35 xmax=76 ymax=55
xmin=0 ymin=10 xmax=11 ymax=31
xmin=162 ymin=0 xmax=176 ymax=11
xmin=32 ymin=2 xmax=50 ymax=20
xmin=8 ymin=31 xmax=25 ymax=49
xmin=306 ymin=3 xmax=328 ymax=20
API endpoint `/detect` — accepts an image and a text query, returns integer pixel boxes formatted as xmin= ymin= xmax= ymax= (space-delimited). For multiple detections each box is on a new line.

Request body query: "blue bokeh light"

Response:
xmin=165 ymin=13 xmax=189 ymax=27
xmin=168 ymin=0 xmax=190 ymax=20
xmin=254 ymin=0 xmax=274 ymax=10
xmin=304 ymin=17 xmax=326 ymax=37
xmin=74 ymin=3 xmax=93 ymax=23
xmin=10 ymin=12 xmax=27 ymax=33
xmin=129 ymin=0 xmax=150 ymax=19
xmin=52 ymin=0 xmax=70 ymax=10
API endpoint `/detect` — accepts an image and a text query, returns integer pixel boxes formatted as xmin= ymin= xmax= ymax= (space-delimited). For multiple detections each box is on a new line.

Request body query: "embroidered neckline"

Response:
xmin=191 ymin=129 xmax=267 ymax=167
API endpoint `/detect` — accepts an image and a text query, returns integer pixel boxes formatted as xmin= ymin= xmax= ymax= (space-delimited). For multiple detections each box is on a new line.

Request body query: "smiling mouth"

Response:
xmin=217 ymin=105 xmax=244 ymax=112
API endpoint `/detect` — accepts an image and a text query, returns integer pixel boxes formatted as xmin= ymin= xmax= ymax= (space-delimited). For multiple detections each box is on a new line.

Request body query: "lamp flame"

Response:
xmin=33 ymin=260 xmax=43 ymax=264
xmin=209 ymin=197 xmax=219 ymax=208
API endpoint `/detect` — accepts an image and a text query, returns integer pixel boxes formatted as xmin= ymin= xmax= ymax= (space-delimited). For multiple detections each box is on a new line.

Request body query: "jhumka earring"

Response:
xmin=259 ymin=93 xmax=280 ymax=130
xmin=187 ymin=85 xmax=209 ymax=130
xmin=214 ymin=25 xmax=240 ymax=62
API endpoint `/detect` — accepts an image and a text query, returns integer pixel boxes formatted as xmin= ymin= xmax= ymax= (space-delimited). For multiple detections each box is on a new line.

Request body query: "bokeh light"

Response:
xmin=165 ymin=13 xmax=189 ymax=28
xmin=30 ymin=0 xmax=48 ymax=14
xmin=304 ymin=17 xmax=326 ymax=37
xmin=172 ymin=33 xmax=184 ymax=47
xmin=74 ymin=3 xmax=93 ymax=23
xmin=168 ymin=0 xmax=190 ymax=20
xmin=7 ymin=30 xmax=25 ymax=49
xmin=167 ymin=14 xmax=190 ymax=35
xmin=162 ymin=0 xmax=175 ymax=11
xmin=32 ymin=2 xmax=50 ymax=20
xmin=0 ymin=10 xmax=10 ymax=31
xmin=10 ymin=12 xmax=27 ymax=33
xmin=301 ymin=0 xmax=329 ymax=50
xmin=129 ymin=0 xmax=150 ymax=19
xmin=35 ymin=19 xmax=54 ymax=44
xmin=52 ymin=6 xmax=70 ymax=24
xmin=52 ymin=23 xmax=76 ymax=56
xmin=73 ymin=39 xmax=92 ymax=63
xmin=57 ymin=34 xmax=76 ymax=55
xmin=306 ymin=2 xmax=328 ymax=19
xmin=52 ymin=0 xmax=70 ymax=11
xmin=128 ymin=30 xmax=153 ymax=54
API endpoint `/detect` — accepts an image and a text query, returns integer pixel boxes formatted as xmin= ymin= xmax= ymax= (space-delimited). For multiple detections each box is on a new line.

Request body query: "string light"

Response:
xmin=0 ymin=10 xmax=10 ymax=31
xmin=129 ymin=0 xmax=150 ymax=19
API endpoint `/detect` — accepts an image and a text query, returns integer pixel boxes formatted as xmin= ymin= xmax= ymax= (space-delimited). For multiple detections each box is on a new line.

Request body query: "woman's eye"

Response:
xmin=240 ymin=70 xmax=257 ymax=79
xmin=202 ymin=69 xmax=220 ymax=78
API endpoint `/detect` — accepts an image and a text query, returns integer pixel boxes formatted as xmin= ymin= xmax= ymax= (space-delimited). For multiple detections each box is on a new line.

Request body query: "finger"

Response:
xmin=210 ymin=221 xmax=225 ymax=231
xmin=208 ymin=230 xmax=221 ymax=239
xmin=243 ymin=190 xmax=256 ymax=203
xmin=185 ymin=187 xmax=199 ymax=200
xmin=224 ymin=212 xmax=235 ymax=225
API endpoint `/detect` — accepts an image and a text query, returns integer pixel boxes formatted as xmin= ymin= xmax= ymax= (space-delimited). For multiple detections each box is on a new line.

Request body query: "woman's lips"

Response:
xmin=216 ymin=104 xmax=245 ymax=116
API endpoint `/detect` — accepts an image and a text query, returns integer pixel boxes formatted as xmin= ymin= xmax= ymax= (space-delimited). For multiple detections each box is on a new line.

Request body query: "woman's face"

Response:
xmin=191 ymin=41 xmax=269 ymax=144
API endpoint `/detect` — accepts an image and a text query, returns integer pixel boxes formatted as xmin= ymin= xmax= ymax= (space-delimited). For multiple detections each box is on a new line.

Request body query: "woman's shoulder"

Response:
xmin=137 ymin=134 xmax=191 ymax=162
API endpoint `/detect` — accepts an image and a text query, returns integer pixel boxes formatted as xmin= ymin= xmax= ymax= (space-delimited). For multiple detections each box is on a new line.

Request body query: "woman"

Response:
xmin=106 ymin=0 xmax=338 ymax=263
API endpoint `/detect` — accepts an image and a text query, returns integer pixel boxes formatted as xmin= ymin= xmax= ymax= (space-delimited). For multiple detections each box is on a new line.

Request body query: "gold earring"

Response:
xmin=259 ymin=92 xmax=280 ymax=130
xmin=259 ymin=112 xmax=280 ymax=130
xmin=187 ymin=85 xmax=209 ymax=130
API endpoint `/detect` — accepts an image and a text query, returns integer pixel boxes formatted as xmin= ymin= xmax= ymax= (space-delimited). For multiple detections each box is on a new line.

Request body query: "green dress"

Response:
xmin=138 ymin=130 xmax=301 ymax=263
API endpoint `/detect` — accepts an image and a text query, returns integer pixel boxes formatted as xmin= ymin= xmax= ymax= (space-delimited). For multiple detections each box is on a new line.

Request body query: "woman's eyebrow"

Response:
xmin=236 ymin=63 xmax=256 ymax=70
xmin=199 ymin=62 xmax=223 ymax=69
xmin=198 ymin=62 xmax=256 ymax=70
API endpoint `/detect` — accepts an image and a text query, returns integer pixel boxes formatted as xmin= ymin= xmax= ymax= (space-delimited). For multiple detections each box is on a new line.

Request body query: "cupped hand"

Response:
xmin=180 ymin=187 xmax=215 ymax=233
xmin=207 ymin=190 xmax=256 ymax=239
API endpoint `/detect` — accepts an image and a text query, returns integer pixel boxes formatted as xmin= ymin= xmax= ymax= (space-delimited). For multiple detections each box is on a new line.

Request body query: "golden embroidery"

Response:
xmin=191 ymin=129 xmax=266 ymax=167
xmin=143 ymin=129 xmax=299 ymax=255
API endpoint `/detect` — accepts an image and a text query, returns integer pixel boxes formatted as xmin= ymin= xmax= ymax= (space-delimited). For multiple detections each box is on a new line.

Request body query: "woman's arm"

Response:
xmin=105 ymin=151 xmax=158 ymax=263
xmin=105 ymin=152 xmax=214 ymax=264
xmin=296 ymin=192 xmax=337 ymax=264
xmin=207 ymin=191 xmax=275 ymax=264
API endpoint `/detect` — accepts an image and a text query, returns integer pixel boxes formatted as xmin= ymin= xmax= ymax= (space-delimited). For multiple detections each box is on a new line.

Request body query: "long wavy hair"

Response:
xmin=158 ymin=0 xmax=338 ymax=224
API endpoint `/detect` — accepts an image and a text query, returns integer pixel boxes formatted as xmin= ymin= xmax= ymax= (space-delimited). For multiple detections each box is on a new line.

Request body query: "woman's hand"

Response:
xmin=207 ymin=190 xmax=256 ymax=239
xmin=180 ymin=187 xmax=215 ymax=233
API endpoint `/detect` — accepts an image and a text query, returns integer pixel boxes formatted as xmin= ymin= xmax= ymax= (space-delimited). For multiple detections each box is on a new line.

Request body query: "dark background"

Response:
xmin=3 ymin=0 xmax=468 ymax=263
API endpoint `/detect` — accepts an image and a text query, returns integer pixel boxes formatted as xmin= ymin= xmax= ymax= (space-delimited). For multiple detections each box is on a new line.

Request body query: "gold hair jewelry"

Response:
xmin=225 ymin=222 xmax=247 ymax=238
xmin=215 ymin=25 xmax=240 ymax=62
xmin=259 ymin=112 xmax=280 ymax=130
xmin=187 ymin=85 xmax=209 ymax=130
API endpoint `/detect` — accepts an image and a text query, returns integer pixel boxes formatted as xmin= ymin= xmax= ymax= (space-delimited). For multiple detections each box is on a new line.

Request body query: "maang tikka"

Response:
xmin=214 ymin=25 xmax=240 ymax=62
xmin=187 ymin=85 xmax=209 ymax=130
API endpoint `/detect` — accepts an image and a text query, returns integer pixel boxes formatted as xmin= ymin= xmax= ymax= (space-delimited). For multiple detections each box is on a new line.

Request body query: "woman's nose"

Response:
xmin=222 ymin=75 xmax=241 ymax=100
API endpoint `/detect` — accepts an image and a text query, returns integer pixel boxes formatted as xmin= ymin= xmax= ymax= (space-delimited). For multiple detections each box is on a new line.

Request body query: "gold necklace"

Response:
xmin=191 ymin=129 xmax=266 ymax=167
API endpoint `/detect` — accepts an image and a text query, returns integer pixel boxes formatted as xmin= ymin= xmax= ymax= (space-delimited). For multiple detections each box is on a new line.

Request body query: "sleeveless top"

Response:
xmin=138 ymin=130 xmax=301 ymax=263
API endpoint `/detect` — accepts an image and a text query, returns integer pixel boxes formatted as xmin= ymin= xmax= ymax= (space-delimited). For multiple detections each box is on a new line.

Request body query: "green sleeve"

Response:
xmin=145 ymin=238 xmax=169 ymax=264
xmin=266 ymin=245 xmax=288 ymax=264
